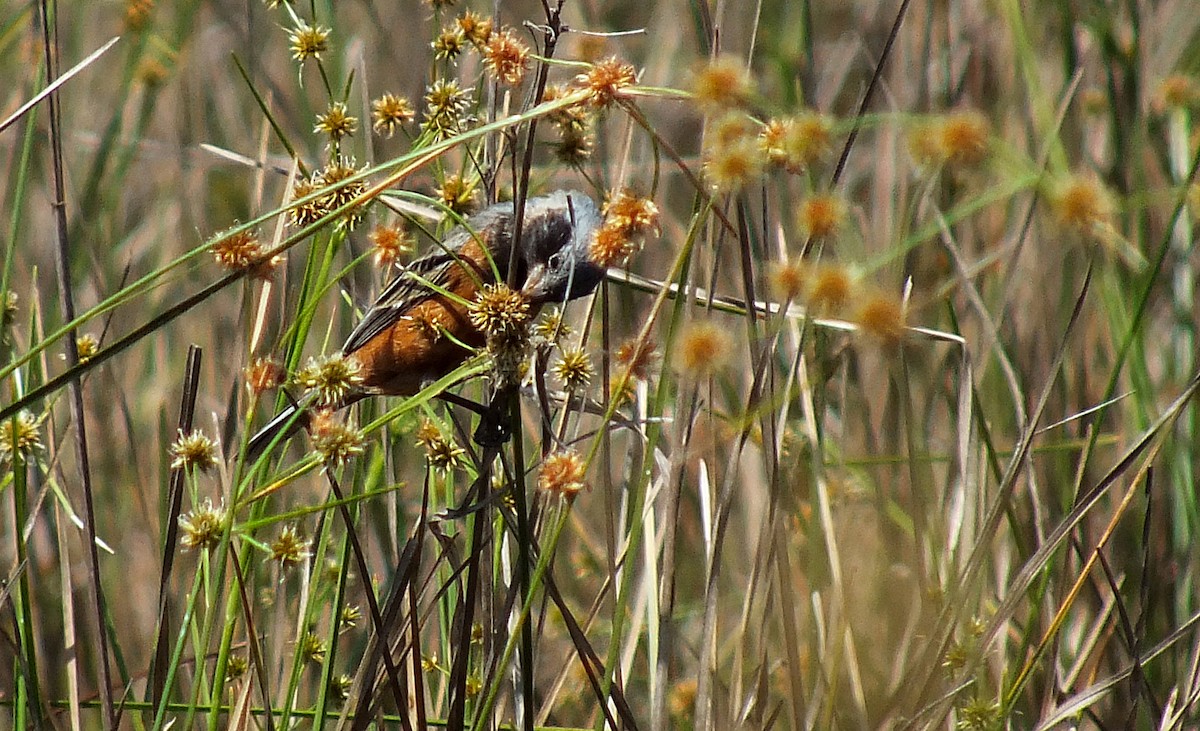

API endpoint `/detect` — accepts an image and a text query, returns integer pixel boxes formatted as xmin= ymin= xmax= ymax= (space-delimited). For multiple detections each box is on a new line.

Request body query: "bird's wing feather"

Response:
xmin=340 ymin=211 xmax=512 ymax=356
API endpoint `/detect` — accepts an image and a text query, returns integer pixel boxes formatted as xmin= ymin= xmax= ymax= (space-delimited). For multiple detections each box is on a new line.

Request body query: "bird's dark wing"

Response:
xmin=340 ymin=206 xmax=514 ymax=356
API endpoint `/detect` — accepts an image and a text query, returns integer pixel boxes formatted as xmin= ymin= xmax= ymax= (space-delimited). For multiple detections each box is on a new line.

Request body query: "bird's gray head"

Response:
xmin=517 ymin=190 xmax=605 ymax=305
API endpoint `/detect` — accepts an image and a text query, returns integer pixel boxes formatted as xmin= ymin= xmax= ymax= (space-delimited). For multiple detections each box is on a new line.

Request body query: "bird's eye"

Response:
xmin=548 ymin=252 xmax=564 ymax=270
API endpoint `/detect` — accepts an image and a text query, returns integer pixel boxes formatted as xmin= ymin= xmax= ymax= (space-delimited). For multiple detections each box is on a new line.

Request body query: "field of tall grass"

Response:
xmin=5 ymin=0 xmax=1200 ymax=728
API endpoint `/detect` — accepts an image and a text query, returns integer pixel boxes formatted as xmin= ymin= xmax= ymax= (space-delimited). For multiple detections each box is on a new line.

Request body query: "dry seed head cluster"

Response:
xmin=590 ymin=189 xmax=660 ymax=267
xmin=415 ymin=419 xmax=465 ymax=472
xmin=469 ymin=284 xmax=531 ymax=339
xmin=552 ymin=347 xmax=593 ymax=391
xmin=759 ymin=112 xmax=833 ymax=174
xmin=799 ymin=194 xmax=847 ymax=240
xmin=422 ymin=79 xmax=473 ymax=141
xmin=483 ymin=28 xmax=530 ymax=86
xmin=908 ymin=110 xmax=992 ymax=170
xmin=575 ymin=56 xmax=637 ymax=108
xmin=371 ymin=93 xmax=415 ymax=137
xmin=456 ymin=10 xmax=493 ymax=46
xmin=309 ymin=411 xmax=364 ymax=467
xmin=170 ymin=429 xmax=219 ymax=472
xmin=269 ymin=525 xmax=310 ymax=567
xmin=212 ymin=230 xmax=281 ymax=278
xmin=369 ymin=223 xmax=413 ymax=268
xmin=289 ymin=159 xmax=371 ymax=230
xmin=854 ymin=292 xmax=906 ymax=345
xmin=432 ymin=27 xmax=465 ymax=61
xmin=1049 ymin=174 xmax=1114 ymax=236
xmin=435 ymin=174 xmax=477 ymax=215
xmin=75 ymin=333 xmax=100 ymax=362
xmin=289 ymin=21 xmax=329 ymax=63
xmin=538 ymin=450 xmax=588 ymax=498
xmin=676 ymin=320 xmax=733 ymax=377
xmin=691 ymin=54 xmax=756 ymax=111
xmin=178 ymin=499 xmax=226 ymax=551
xmin=0 ymin=410 xmax=43 ymax=464
xmin=703 ymin=113 xmax=766 ymax=193
xmin=294 ymin=353 xmax=364 ymax=407
xmin=315 ymin=101 xmax=358 ymax=143
xmin=245 ymin=357 xmax=284 ymax=396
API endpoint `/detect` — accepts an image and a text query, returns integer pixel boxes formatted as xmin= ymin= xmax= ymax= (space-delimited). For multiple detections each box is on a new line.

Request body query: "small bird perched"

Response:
xmin=247 ymin=189 xmax=604 ymax=459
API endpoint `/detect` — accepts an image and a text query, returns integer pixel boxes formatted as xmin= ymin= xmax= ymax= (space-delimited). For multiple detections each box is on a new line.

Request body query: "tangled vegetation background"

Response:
xmin=4 ymin=0 xmax=1200 ymax=728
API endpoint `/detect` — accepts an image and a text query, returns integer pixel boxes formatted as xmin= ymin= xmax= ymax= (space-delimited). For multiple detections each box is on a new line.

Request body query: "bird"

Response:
xmin=245 ymin=189 xmax=605 ymax=460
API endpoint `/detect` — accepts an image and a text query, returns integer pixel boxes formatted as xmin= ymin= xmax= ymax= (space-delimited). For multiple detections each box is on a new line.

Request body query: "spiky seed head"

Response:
xmin=371 ymin=93 xmax=415 ymax=137
xmin=288 ymin=177 xmax=329 ymax=229
xmin=315 ymin=101 xmax=358 ymax=143
xmin=309 ymin=411 xmax=364 ymax=468
xmin=483 ymin=28 xmax=530 ymax=86
xmin=799 ymin=194 xmax=846 ymax=240
xmin=576 ymin=56 xmax=637 ymax=108
xmin=759 ymin=112 xmax=832 ymax=173
xmin=300 ymin=632 xmax=326 ymax=665
xmin=538 ymin=450 xmax=588 ymax=498
xmin=676 ymin=320 xmax=733 ymax=377
xmin=170 ymin=429 xmax=219 ymax=472
xmin=178 ymin=499 xmax=226 ymax=551
xmin=691 ymin=55 xmax=756 ymax=111
xmin=0 ymin=410 xmax=43 ymax=464
xmin=435 ymin=174 xmax=477 ymax=215
xmin=422 ymin=79 xmax=473 ymax=141
xmin=1049 ymin=174 xmax=1114 ymax=236
xmin=553 ymin=348 xmax=593 ymax=391
xmin=432 ymin=27 xmax=465 ymax=61
xmin=329 ymin=674 xmax=352 ymax=704
xmin=289 ymin=21 xmax=330 ymax=63
xmin=854 ymin=292 xmax=906 ymax=345
xmin=807 ymin=264 xmax=854 ymax=314
xmin=615 ymin=337 xmax=657 ymax=379
xmin=318 ymin=158 xmax=370 ymax=230
xmin=938 ymin=110 xmax=991 ymax=167
xmin=469 ymin=284 xmax=531 ymax=339
xmin=245 ymin=357 xmax=284 ymax=395
xmin=294 ymin=354 xmax=364 ymax=407
xmin=225 ymin=655 xmax=249 ymax=683
xmin=75 ymin=333 xmax=100 ymax=362
xmin=269 ymin=525 xmax=310 ymax=567
xmin=369 ymin=224 xmax=413 ymax=268
xmin=533 ymin=308 xmax=572 ymax=344
xmin=768 ymin=259 xmax=808 ymax=302
xmin=456 ymin=10 xmax=493 ymax=46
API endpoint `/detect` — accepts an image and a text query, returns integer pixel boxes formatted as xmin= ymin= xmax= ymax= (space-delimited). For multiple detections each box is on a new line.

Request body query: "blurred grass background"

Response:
xmin=5 ymin=0 xmax=1200 ymax=728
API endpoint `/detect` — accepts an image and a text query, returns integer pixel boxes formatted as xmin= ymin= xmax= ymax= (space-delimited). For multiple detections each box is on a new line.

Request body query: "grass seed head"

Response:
xmin=309 ymin=411 xmax=364 ymax=468
xmin=553 ymin=347 xmax=593 ymax=391
xmin=245 ymin=357 xmax=284 ymax=396
xmin=369 ymin=223 xmax=413 ymax=268
xmin=422 ymin=78 xmax=473 ymax=141
xmin=760 ymin=112 xmax=832 ymax=173
xmin=483 ymin=28 xmax=530 ymax=86
xmin=315 ymin=101 xmax=358 ymax=143
xmin=270 ymin=525 xmax=310 ymax=567
xmin=456 ymin=10 xmax=493 ymax=46
xmin=289 ymin=21 xmax=330 ymax=63
xmin=538 ymin=450 xmax=588 ymax=499
xmin=854 ymin=292 xmax=906 ymax=346
xmin=676 ymin=320 xmax=733 ymax=377
xmin=435 ymin=174 xmax=477 ymax=215
xmin=576 ymin=56 xmax=637 ymax=108
xmin=178 ymin=499 xmax=226 ymax=551
xmin=799 ymin=194 xmax=846 ymax=240
xmin=295 ymin=353 xmax=364 ymax=407
xmin=371 ymin=93 xmax=415 ymax=137
xmin=691 ymin=55 xmax=756 ymax=111
xmin=1049 ymin=174 xmax=1114 ymax=236
xmin=0 ymin=410 xmax=43 ymax=464
xmin=170 ymin=429 xmax=219 ymax=472
xmin=807 ymin=264 xmax=854 ymax=314
xmin=432 ymin=27 xmax=465 ymax=61
xmin=768 ymin=258 xmax=808 ymax=302
xmin=469 ymin=284 xmax=531 ymax=340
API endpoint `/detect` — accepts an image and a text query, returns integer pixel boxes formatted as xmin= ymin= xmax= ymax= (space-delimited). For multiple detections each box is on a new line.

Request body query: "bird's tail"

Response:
xmin=245 ymin=401 xmax=310 ymax=462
